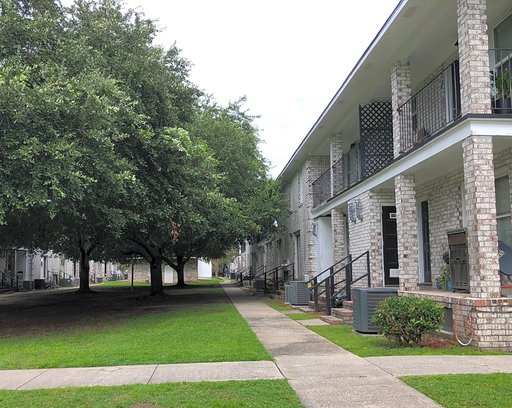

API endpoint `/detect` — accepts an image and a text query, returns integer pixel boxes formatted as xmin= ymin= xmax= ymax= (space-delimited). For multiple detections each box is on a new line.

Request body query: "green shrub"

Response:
xmin=372 ymin=296 xmax=444 ymax=346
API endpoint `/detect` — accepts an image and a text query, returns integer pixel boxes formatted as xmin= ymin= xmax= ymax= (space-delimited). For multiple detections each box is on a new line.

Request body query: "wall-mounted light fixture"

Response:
xmin=348 ymin=200 xmax=363 ymax=223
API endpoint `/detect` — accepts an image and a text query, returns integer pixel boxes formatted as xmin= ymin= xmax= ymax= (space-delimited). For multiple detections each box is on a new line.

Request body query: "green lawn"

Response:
xmin=0 ymin=302 xmax=271 ymax=369
xmin=187 ymin=278 xmax=223 ymax=286
xmin=264 ymin=298 xmax=294 ymax=311
xmin=402 ymin=373 xmax=512 ymax=408
xmin=98 ymin=280 xmax=149 ymax=287
xmin=0 ymin=380 xmax=303 ymax=408
xmin=309 ymin=325 xmax=510 ymax=357
xmin=287 ymin=312 xmax=320 ymax=321
xmin=99 ymin=278 xmax=223 ymax=288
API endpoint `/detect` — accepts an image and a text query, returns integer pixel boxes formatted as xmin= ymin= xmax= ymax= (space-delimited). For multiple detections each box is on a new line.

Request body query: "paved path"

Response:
xmin=224 ymin=285 xmax=441 ymax=408
xmin=0 ymin=361 xmax=282 ymax=390
xmin=367 ymin=355 xmax=512 ymax=376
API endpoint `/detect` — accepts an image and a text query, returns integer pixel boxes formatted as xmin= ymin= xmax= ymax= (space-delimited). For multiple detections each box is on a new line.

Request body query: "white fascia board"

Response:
xmin=278 ymin=0 xmax=409 ymax=181
xmin=310 ymin=117 xmax=512 ymax=218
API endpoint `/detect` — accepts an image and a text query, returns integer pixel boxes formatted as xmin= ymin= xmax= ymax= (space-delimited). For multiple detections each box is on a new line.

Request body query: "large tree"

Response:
xmin=0 ymin=0 xmax=199 ymax=293
xmin=163 ymin=99 xmax=284 ymax=287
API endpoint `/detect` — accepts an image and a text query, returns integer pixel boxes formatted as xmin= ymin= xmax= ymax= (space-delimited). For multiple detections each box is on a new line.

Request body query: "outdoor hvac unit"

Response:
xmin=287 ymin=281 xmax=309 ymax=306
xmin=284 ymin=283 xmax=291 ymax=304
xmin=254 ymin=278 xmax=265 ymax=293
xmin=353 ymin=287 xmax=397 ymax=333
xmin=447 ymin=229 xmax=469 ymax=292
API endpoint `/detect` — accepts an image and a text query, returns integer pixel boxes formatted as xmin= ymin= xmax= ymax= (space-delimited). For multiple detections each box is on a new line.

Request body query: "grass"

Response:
xmin=287 ymin=313 xmax=320 ymax=321
xmin=0 ymin=380 xmax=303 ymax=408
xmin=309 ymin=325 xmax=510 ymax=357
xmin=264 ymin=298 xmax=294 ymax=312
xmin=401 ymin=373 xmax=512 ymax=408
xmin=99 ymin=280 xmax=149 ymax=287
xmin=186 ymin=278 xmax=223 ymax=286
xmin=0 ymin=302 xmax=271 ymax=369
xmin=100 ymin=278 xmax=223 ymax=288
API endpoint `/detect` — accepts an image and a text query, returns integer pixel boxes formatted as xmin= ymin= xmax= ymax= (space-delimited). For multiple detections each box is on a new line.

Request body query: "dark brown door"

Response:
xmin=382 ymin=206 xmax=399 ymax=285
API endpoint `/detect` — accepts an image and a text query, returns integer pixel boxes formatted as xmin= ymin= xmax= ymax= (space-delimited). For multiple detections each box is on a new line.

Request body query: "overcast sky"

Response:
xmin=123 ymin=0 xmax=399 ymax=177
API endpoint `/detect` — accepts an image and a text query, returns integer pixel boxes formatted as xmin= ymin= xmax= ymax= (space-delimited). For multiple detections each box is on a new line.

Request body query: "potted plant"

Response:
xmin=436 ymin=264 xmax=451 ymax=291
xmin=435 ymin=251 xmax=452 ymax=291
xmin=493 ymin=68 xmax=512 ymax=114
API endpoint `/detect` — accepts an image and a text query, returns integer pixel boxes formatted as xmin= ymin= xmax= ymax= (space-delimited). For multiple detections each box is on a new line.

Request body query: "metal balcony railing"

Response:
xmin=332 ymin=144 xmax=361 ymax=196
xmin=490 ymin=49 xmax=512 ymax=114
xmin=397 ymin=60 xmax=461 ymax=155
xmin=312 ymin=167 xmax=331 ymax=207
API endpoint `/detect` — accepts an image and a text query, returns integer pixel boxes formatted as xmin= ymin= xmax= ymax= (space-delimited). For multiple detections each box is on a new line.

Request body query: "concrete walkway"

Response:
xmin=2 ymin=283 xmax=512 ymax=407
xmin=0 ymin=361 xmax=282 ymax=390
xmin=224 ymin=285 xmax=444 ymax=408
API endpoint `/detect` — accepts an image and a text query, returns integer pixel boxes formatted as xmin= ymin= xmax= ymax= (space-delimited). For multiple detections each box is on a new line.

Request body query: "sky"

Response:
xmin=123 ymin=0 xmax=399 ymax=177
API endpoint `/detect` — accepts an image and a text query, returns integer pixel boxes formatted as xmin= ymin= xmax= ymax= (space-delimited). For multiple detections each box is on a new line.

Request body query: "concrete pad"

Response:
xmin=366 ymin=355 xmax=512 ymax=377
xmin=18 ymin=365 xmax=157 ymax=390
xmin=297 ymin=319 xmax=329 ymax=326
xmin=150 ymin=361 xmax=283 ymax=383
xmin=0 ymin=369 xmax=47 ymax=390
xmin=275 ymin=355 xmax=389 ymax=380
xmin=288 ymin=377 xmax=441 ymax=408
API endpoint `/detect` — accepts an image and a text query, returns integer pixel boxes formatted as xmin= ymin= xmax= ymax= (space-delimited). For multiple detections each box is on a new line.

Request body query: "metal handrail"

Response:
xmin=307 ymin=255 xmax=351 ymax=289
xmin=275 ymin=263 xmax=295 ymax=290
xmin=310 ymin=251 xmax=371 ymax=314
xmin=236 ymin=266 xmax=251 ymax=285
xmin=262 ymin=263 xmax=294 ymax=293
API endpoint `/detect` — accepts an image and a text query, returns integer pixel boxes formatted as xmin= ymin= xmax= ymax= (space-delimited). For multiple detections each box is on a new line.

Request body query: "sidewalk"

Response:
xmin=223 ymin=284 xmax=441 ymax=408
xmin=0 ymin=361 xmax=282 ymax=390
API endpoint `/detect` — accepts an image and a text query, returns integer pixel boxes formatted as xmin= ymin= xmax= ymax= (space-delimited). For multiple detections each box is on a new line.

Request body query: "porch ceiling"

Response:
xmin=281 ymin=0 xmax=512 ymax=182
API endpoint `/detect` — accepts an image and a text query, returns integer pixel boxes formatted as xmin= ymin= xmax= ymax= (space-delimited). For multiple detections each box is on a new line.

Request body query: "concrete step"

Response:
xmin=299 ymin=306 xmax=316 ymax=313
xmin=320 ymin=315 xmax=343 ymax=325
xmin=342 ymin=300 xmax=353 ymax=310
xmin=308 ymin=298 xmax=327 ymax=310
xmin=331 ymin=307 xmax=353 ymax=325
xmin=275 ymin=289 xmax=285 ymax=299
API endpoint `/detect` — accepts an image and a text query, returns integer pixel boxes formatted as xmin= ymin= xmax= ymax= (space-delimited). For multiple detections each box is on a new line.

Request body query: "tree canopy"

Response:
xmin=0 ymin=0 xmax=284 ymax=295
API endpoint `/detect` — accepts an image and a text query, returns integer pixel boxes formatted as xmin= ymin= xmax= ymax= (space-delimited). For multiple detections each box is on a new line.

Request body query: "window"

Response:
xmin=494 ymin=14 xmax=512 ymax=49
xmin=495 ymin=176 xmax=512 ymax=247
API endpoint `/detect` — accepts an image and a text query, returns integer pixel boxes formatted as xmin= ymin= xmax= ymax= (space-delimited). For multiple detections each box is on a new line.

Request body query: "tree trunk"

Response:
xmin=149 ymin=256 xmax=164 ymax=295
xmin=78 ymin=245 xmax=92 ymax=294
xmin=176 ymin=255 xmax=186 ymax=288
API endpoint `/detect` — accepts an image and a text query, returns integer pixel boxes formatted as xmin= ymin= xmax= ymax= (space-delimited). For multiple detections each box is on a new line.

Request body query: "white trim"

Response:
xmin=311 ymin=117 xmax=512 ymax=219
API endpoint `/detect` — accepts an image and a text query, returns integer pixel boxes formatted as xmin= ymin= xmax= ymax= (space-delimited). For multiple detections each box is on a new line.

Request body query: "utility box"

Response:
xmin=447 ymin=229 xmax=469 ymax=292
xmin=288 ymin=281 xmax=309 ymax=305
xmin=353 ymin=287 xmax=398 ymax=333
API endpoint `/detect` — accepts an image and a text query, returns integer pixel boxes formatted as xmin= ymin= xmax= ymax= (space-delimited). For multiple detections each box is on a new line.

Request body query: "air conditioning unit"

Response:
xmin=288 ymin=281 xmax=309 ymax=305
xmin=353 ymin=287 xmax=398 ymax=333
xmin=284 ymin=283 xmax=291 ymax=304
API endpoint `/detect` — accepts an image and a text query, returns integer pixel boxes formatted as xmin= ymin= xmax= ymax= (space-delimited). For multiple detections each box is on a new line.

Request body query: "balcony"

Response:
xmin=490 ymin=49 xmax=512 ymax=114
xmin=397 ymin=60 xmax=461 ymax=156
xmin=312 ymin=168 xmax=331 ymax=207
xmin=312 ymin=101 xmax=393 ymax=208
